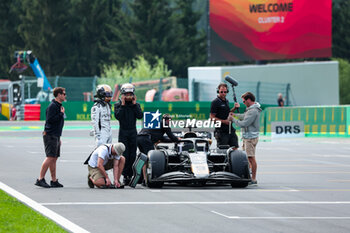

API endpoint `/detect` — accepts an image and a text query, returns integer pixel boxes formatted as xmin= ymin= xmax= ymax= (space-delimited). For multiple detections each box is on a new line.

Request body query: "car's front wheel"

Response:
xmin=146 ymin=150 xmax=165 ymax=188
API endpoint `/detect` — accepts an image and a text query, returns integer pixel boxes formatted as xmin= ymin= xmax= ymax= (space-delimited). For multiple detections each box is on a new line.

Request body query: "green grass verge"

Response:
xmin=0 ymin=189 xmax=67 ymax=233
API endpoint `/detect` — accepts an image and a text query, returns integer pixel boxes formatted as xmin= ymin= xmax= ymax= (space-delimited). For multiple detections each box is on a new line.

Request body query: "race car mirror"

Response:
xmin=129 ymin=153 xmax=148 ymax=188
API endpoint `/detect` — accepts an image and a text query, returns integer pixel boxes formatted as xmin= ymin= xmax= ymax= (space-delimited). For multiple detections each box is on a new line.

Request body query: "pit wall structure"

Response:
xmin=37 ymin=101 xmax=350 ymax=138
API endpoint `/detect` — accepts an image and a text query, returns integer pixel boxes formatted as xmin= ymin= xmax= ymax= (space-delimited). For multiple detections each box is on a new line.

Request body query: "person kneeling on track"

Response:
xmin=86 ymin=143 xmax=126 ymax=189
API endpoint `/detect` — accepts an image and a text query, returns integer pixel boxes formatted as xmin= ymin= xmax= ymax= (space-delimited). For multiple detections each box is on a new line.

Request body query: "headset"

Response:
xmin=216 ymin=83 xmax=229 ymax=94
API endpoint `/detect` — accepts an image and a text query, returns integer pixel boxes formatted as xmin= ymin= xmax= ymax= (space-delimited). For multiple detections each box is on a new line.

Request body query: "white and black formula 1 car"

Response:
xmin=144 ymin=130 xmax=251 ymax=188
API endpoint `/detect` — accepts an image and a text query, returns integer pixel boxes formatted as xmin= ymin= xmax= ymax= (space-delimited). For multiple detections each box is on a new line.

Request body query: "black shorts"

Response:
xmin=43 ymin=134 xmax=61 ymax=157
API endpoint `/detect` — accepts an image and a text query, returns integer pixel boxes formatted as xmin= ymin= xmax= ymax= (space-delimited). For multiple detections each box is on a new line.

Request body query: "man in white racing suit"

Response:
xmin=91 ymin=84 xmax=113 ymax=146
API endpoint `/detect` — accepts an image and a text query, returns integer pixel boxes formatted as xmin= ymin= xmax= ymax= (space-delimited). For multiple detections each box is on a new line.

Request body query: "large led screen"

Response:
xmin=209 ymin=0 xmax=332 ymax=62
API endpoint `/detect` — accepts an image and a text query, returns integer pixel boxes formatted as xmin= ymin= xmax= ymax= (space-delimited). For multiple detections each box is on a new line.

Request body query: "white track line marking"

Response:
xmin=211 ymin=211 xmax=350 ymax=220
xmin=302 ymin=159 xmax=350 ymax=166
xmin=60 ymin=160 xmax=84 ymax=163
xmin=40 ymin=201 xmax=350 ymax=206
xmin=310 ymin=154 xmax=350 ymax=158
xmin=259 ymin=159 xmax=303 ymax=162
xmin=133 ymin=188 xmax=350 ymax=193
xmin=280 ymin=186 xmax=299 ymax=192
xmin=260 ymin=171 xmax=350 ymax=174
xmin=0 ymin=181 xmax=89 ymax=233
xmin=328 ymin=180 xmax=350 ymax=183
xmin=260 ymin=164 xmax=350 ymax=167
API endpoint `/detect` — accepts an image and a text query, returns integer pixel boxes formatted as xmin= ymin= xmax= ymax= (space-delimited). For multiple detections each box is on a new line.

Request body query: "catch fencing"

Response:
xmin=21 ymin=76 xmax=97 ymax=102
xmin=192 ymin=80 xmax=292 ymax=106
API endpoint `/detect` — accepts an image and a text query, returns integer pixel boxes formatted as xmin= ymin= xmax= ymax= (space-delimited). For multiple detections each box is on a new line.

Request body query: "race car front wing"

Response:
xmin=152 ymin=171 xmax=250 ymax=183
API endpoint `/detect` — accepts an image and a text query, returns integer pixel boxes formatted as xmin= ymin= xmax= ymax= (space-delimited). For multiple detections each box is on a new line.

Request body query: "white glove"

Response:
xmin=89 ymin=130 xmax=94 ymax=136
xmin=95 ymin=134 xmax=102 ymax=145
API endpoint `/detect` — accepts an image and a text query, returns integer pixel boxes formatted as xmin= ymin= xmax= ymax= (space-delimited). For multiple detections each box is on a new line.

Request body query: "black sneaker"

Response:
xmin=50 ymin=180 xmax=64 ymax=188
xmin=88 ymin=176 xmax=94 ymax=188
xmin=35 ymin=178 xmax=50 ymax=188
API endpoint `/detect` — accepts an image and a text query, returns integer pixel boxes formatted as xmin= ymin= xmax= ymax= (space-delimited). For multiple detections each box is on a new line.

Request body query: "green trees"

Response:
xmin=0 ymin=0 xmax=24 ymax=78
xmin=1 ymin=0 xmax=349 ymax=93
xmin=0 ymin=0 xmax=205 ymax=80
xmin=18 ymin=0 xmax=72 ymax=76
xmin=171 ymin=0 xmax=206 ymax=77
xmin=333 ymin=0 xmax=350 ymax=104
xmin=70 ymin=0 xmax=121 ymax=76
xmin=333 ymin=0 xmax=350 ymax=60
xmin=337 ymin=58 xmax=350 ymax=104
xmin=108 ymin=0 xmax=206 ymax=77
xmin=108 ymin=0 xmax=175 ymax=67
xmin=100 ymin=55 xmax=171 ymax=87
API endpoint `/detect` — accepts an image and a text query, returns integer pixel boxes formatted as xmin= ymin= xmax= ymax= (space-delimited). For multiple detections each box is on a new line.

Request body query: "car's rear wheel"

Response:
xmin=146 ymin=150 xmax=165 ymax=188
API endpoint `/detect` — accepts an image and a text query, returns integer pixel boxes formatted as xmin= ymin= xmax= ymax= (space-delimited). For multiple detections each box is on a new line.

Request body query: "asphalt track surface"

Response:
xmin=1 ymin=121 xmax=350 ymax=233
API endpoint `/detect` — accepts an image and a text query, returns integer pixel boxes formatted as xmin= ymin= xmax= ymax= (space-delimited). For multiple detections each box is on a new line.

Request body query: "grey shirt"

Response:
xmin=233 ymin=103 xmax=262 ymax=139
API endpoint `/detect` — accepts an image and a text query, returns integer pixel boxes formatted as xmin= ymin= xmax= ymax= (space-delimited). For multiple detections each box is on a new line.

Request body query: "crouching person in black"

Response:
xmin=135 ymin=114 xmax=179 ymax=186
xmin=114 ymin=83 xmax=143 ymax=185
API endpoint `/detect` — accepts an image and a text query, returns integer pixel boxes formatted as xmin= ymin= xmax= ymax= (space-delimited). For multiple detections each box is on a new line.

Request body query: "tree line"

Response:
xmin=333 ymin=0 xmax=350 ymax=104
xmin=0 ymin=0 xmax=206 ymax=80
xmin=0 ymin=0 xmax=349 ymax=103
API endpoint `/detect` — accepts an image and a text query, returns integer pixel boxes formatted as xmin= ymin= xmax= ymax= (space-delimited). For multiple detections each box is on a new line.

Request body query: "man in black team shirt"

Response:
xmin=210 ymin=83 xmax=239 ymax=148
xmin=114 ymin=83 xmax=143 ymax=185
xmin=35 ymin=87 xmax=66 ymax=188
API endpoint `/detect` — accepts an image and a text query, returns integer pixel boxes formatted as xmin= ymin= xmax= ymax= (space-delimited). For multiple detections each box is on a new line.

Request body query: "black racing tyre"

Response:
xmin=231 ymin=180 xmax=249 ymax=188
xmin=147 ymin=150 xmax=165 ymax=188
xmin=229 ymin=150 xmax=250 ymax=188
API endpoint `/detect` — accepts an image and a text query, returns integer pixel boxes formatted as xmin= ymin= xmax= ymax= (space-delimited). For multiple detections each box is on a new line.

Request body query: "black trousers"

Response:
xmin=136 ymin=134 xmax=154 ymax=155
xmin=215 ymin=130 xmax=239 ymax=148
xmin=119 ymin=129 xmax=137 ymax=178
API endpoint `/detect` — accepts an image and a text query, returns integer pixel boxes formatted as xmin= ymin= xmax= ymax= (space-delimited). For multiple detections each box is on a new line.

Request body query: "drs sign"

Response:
xmin=271 ymin=121 xmax=305 ymax=139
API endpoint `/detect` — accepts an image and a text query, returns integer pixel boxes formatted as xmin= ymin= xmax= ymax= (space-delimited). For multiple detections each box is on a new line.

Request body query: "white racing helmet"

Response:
xmin=120 ymin=83 xmax=135 ymax=95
